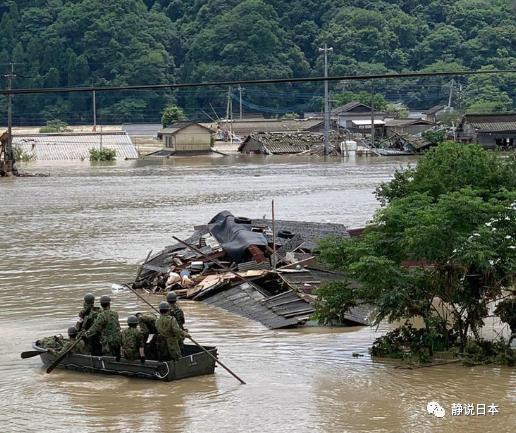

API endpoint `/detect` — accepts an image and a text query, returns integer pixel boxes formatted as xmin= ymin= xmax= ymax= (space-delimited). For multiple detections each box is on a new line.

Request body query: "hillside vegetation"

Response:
xmin=0 ymin=0 xmax=514 ymax=123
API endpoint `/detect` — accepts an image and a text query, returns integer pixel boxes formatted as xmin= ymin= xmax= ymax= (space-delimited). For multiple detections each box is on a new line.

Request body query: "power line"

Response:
xmin=2 ymin=69 xmax=515 ymax=96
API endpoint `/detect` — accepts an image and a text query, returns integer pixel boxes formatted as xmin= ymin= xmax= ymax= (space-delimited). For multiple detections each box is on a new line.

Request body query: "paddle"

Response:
xmin=20 ymin=350 xmax=46 ymax=359
xmin=46 ymin=335 xmax=84 ymax=374
xmin=125 ymin=282 xmax=246 ymax=385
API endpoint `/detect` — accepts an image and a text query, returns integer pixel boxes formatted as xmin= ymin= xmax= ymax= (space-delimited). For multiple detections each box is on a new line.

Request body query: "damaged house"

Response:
xmin=238 ymin=131 xmax=342 ymax=155
xmin=131 ymin=211 xmax=371 ymax=329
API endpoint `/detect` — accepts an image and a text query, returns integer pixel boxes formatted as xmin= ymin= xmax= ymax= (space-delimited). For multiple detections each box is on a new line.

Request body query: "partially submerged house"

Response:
xmin=238 ymin=131 xmax=341 ymax=155
xmin=159 ymin=122 xmax=213 ymax=153
xmin=332 ymin=101 xmax=387 ymax=130
xmin=457 ymin=113 xmax=516 ymax=149
xmin=384 ymin=118 xmax=435 ymax=137
xmin=132 ymin=211 xmax=371 ymax=329
xmin=216 ymin=118 xmax=323 ymax=140
xmin=12 ymin=132 xmax=138 ymax=160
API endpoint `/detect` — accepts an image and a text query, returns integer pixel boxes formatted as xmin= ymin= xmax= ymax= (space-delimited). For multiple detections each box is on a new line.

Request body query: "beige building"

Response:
xmin=159 ymin=122 xmax=213 ymax=153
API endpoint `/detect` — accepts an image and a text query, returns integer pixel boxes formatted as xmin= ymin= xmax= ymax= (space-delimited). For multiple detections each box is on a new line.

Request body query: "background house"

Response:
xmin=333 ymin=101 xmax=387 ymax=131
xmin=159 ymin=122 xmax=213 ymax=153
xmin=213 ymin=118 xmax=323 ymax=140
xmin=238 ymin=131 xmax=341 ymax=155
xmin=384 ymin=118 xmax=435 ymax=137
xmin=457 ymin=113 xmax=516 ymax=149
xmin=422 ymin=105 xmax=447 ymax=122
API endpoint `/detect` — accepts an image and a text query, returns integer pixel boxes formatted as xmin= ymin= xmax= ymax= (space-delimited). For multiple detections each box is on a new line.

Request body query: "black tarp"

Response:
xmin=208 ymin=211 xmax=268 ymax=263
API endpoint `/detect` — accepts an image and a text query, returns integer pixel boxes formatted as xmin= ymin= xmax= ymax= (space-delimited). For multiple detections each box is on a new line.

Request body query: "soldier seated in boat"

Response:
xmin=121 ymin=316 xmax=145 ymax=363
xmin=155 ymin=301 xmax=189 ymax=361
xmin=135 ymin=312 xmax=158 ymax=360
xmin=83 ymin=295 xmax=122 ymax=360
xmin=57 ymin=326 xmax=88 ymax=355
xmin=38 ymin=334 xmax=65 ymax=352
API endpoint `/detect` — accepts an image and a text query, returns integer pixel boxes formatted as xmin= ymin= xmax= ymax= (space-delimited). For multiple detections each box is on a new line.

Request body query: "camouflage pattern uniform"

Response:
xmin=137 ymin=313 xmax=158 ymax=360
xmin=59 ymin=338 xmax=89 ymax=355
xmin=170 ymin=304 xmax=185 ymax=329
xmin=85 ymin=309 xmax=122 ymax=357
xmin=155 ymin=315 xmax=186 ymax=361
xmin=76 ymin=304 xmax=102 ymax=354
xmin=121 ymin=327 xmax=144 ymax=361
xmin=38 ymin=335 xmax=65 ymax=350
xmin=76 ymin=304 xmax=100 ymax=331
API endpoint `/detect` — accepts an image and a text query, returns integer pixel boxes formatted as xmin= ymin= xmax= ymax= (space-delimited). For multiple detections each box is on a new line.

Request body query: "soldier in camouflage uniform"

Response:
xmin=135 ymin=312 xmax=158 ymax=359
xmin=76 ymin=293 xmax=102 ymax=355
xmin=155 ymin=301 xmax=188 ymax=361
xmin=84 ymin=295 xmax=122 ymax=359
xmin=121 ymin=315 xmax=145 ymax=363
xmin=76 ymin=293 xmax=100 ymax=331
xmin=166 ymin=291 xmax=185 ymax=329
xmin=58 ymin=327 xmax=88 ymax=355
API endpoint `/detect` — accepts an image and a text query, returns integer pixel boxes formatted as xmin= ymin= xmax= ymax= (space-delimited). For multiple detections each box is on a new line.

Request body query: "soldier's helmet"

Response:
xmin=166 ymin=291 xmax=177 ymax=303
xmin=100 ymin=295 xmax=111 ymax=306
xmin=127 ymin=315 xmax=138 ymax=326
xmin=159 ymin=301 xmax=170 ymax=312
xmin=67 ymin=326 xmax=78 ymax=337
xmin=83 ymin=293 xmax=95 ymax=306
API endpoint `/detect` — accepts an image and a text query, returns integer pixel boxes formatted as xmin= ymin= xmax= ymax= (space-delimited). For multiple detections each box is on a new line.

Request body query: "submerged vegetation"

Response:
xmin=89 ymin=148 xmax=116 ymax=162
xmin=13 ymin=145 xmax=35 ymax=163
xmin=316 ymin=143 xmax=516 ymax=365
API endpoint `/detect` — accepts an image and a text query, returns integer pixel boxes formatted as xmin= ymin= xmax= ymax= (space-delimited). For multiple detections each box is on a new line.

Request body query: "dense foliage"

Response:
xmin=89 ymin=147 xmax=116 ymax=161
xmin=316 ymin=143 xmax=515 ymax=363
xmin=0 ymin=0 xmax=515 ymax=123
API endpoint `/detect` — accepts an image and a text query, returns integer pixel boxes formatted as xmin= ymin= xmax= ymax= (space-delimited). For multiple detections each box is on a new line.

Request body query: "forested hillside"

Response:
xmin=0 ymin=0 xmax=514 ymax=124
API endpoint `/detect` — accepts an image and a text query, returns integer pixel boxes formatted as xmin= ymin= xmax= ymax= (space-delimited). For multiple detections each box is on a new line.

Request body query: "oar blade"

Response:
xmin=20 ymin=350 xmax=44 ymax=359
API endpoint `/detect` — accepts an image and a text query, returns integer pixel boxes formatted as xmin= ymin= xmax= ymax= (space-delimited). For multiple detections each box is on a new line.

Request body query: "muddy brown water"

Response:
xmin=1 ymin=155 xmax=514 ymax=433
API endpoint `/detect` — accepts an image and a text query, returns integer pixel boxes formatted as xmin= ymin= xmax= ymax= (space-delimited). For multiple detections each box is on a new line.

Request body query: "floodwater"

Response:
xmin=0 ymin=155 xmax=514 ymax=433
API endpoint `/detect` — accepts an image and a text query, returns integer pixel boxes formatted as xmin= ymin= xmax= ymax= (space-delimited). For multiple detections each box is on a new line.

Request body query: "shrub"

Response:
xmin=89 ymin=147 xmax=116 ymax=161
xmin=39 ymin=120 xmax=71 ymax=133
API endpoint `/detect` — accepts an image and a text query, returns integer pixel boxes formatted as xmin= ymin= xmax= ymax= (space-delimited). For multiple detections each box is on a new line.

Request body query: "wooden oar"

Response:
xmin=46 ymin=336 xmax=84 ymax=374
xmin=21 ymin=350 xmax=46 ymax=359
xmin=126 ymin=282 xmax=246 ymax=385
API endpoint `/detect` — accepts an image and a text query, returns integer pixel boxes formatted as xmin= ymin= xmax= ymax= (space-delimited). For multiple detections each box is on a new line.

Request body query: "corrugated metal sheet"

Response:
xmin=203 ymin=282 xmax=312 ymax=329
xmin=13 ymin=132 xmax=138 ymax=160
xmin=122 ymin=123 xmax=161 ymax=137
xmin=469 ymin=121 xmax=516 ymax=132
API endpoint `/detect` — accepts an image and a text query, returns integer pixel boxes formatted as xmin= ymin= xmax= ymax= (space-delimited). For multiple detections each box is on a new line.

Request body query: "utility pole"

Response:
xmin=238 ymin=85 xmax=243 ymax=120
xmin=319 ymin=44 xmax=333 ymax=155
xmin=370 ymin=83 xmax=375 ymax=147
xmin=1 ymin=62 xmax=20 ymax=174
xmin=92 ymin=90 xmax=97 ymax=131
xmin=447 ymin=79 xmax=454 ymax=110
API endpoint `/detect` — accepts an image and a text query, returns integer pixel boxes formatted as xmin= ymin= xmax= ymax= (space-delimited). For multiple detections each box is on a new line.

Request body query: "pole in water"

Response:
xmin=272 ymin=200 xmax=276 ymax=270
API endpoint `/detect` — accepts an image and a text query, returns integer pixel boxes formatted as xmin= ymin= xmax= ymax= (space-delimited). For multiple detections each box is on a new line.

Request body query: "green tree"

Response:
xmin=317 ymin=144 xmax=516 ymax=360
xmin=333 ymin=91 xmax=388 ymax=110
xmin=161 ymin=105 xmax=187 ymax=127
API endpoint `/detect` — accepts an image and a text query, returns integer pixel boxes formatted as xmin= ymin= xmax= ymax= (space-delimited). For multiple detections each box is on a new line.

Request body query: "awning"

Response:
xmin=351 ymin=119 xmax=386 ymax=126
